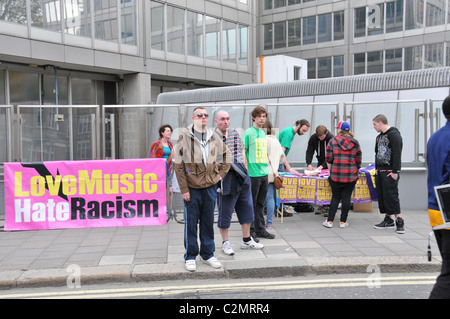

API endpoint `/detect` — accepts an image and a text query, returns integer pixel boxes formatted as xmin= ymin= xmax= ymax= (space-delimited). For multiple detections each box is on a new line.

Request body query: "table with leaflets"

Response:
xmin=277 ymin=165 xmax=377 ymax=211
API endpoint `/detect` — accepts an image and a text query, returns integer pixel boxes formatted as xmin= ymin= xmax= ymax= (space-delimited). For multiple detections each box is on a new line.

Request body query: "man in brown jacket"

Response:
xmin=174 ymin=107 xmax=231 ymax=272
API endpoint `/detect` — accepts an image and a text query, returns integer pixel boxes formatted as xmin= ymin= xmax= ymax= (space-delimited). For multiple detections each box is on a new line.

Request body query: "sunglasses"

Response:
xmin=196 ymin=113 xmax=209 ymax=118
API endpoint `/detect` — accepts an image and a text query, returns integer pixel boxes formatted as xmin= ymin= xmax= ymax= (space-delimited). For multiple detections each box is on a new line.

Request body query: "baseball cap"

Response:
xmin=336 ymin=121 xmax=351 ymax=131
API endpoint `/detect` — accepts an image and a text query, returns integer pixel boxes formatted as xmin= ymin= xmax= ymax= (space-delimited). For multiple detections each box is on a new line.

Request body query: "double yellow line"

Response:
xmin=0 ymin=275 xmax=437 ymax=299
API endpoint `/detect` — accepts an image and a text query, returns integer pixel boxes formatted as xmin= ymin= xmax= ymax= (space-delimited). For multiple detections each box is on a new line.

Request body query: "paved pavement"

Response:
xmin=0 ymin=206 xmax=442 ymax=290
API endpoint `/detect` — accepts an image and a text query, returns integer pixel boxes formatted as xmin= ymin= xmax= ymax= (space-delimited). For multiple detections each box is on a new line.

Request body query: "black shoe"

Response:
xmin=396 ymin=217 xmax=405 ymax=234
xmin=374 ymin=216 xmax=395 ymax=229
xmin=257 ymin=231 xmax=275 ymax=239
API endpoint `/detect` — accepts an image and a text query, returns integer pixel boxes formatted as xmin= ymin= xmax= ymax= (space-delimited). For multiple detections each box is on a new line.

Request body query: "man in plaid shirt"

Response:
xmin=323 ymin=121 xmax=362 ymax=228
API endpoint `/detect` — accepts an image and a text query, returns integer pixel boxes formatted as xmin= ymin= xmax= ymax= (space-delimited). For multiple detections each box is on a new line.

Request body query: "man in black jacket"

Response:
xmin=306 ymin=125 xmax=334 ymax=172
xmin=372 ymin=114 xmax=405 ymax=234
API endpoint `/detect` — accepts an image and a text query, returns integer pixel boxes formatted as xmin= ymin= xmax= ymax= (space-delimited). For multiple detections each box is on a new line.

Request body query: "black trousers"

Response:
xmin=430 ymin=230 xmax=450 ymax=299
xmin=327 ymin=178 xmax=357 ymax=223
xmin=375 ymin=171 xmax=401 ymax=216
xmin=250 ymin=175 xmax=268 ymax=234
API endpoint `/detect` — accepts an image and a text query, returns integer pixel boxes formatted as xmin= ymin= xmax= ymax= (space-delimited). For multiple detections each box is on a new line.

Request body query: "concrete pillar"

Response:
xmin=122 ymin=73 xmax=152 ymax=104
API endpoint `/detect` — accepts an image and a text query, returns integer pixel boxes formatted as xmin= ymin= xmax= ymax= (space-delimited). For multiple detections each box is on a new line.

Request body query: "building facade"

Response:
xmin=261 ymin=0 xmax=450 ymax=79
xmin=1 ymin=0 xmax=450 ymax=104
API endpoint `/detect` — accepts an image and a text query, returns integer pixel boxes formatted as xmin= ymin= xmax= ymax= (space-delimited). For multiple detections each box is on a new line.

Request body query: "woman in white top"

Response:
xmin=263 ymin=121 xmax=285 ymax=229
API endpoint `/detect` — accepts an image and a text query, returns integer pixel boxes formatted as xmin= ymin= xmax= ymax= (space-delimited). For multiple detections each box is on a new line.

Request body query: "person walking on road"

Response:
xmin=427 ymin=96 xmax=450 ymax=299
xmin=214 ymin=110 xmax=264 ymax=255
xmin=174 ymin=107 xmax=232 ymax=272
xmin=323 ymin=121 xmax=362 ymax=228
xmin=372 ymin=114 xmax=405 ymax=234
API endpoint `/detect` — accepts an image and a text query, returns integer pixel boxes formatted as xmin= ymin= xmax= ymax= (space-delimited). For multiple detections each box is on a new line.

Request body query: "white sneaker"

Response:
xmin=241 ymin=238 xmax=264 ymax=250
xmin=185 ymin=259 xmax=196 ymax=272
xmin=202 ymin=256 xmax=222 ymax=269
xmin=340 ymin=222 xmax=349 ymax=228
xmin=222 ymin=240 xmax=235 ymax=256
xmin=323 ymin=220 xmax=333 ymax=228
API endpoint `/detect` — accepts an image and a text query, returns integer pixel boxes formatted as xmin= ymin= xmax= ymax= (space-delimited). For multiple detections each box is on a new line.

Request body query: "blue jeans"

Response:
xmin=265 ymin=183 xmax=276 ymax=226
xmin=183 ymin=185 xmax=217 ymax=261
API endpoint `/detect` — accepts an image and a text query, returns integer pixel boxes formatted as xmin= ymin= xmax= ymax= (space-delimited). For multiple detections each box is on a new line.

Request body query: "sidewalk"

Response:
xmin=0 ymin=208 xmax=442 ymax=289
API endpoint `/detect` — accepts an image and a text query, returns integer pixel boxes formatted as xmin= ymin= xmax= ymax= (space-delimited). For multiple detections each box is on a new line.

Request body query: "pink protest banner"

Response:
xmin=4 ymin=159 xmax=167 ymax=231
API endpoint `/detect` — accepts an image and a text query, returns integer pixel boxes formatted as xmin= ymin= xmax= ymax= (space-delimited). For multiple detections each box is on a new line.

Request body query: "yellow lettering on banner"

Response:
xmin=104 ymin=174 xmax=119 ymax=194
xmin=30 ymin=176 xmax=45 ymax=197
xmin=143 ymin=173 xmax=158 ymax=193
xmin=14 ymin=172 xmax=29 ymax=197
xmin=14 ymin=167 xmax=160 ymax=198
xmin=46 ymin=175 xmax=62 ymax=196
xmin=62 ymin=175 xmax=77 ymax=196
xmin=78 ymin=170 xmax=103 ymax=195
xmin=120 ymin=174 xmax=135 ymax=194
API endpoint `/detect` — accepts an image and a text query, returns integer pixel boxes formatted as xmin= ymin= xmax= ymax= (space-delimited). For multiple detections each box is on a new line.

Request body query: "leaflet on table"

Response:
xmin=277 ymin=167 xmax=375 ymax=205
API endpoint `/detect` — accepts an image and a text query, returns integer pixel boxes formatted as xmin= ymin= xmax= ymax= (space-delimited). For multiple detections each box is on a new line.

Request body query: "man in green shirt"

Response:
xmin=278 ymin=119 xmax=310 ymax=175
xmin=243 ymin=106 xmax=275 ymax=240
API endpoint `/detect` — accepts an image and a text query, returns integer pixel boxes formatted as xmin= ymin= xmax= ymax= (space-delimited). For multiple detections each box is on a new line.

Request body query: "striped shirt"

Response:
xmin=216 ymin=128 xmax=245 ymax=164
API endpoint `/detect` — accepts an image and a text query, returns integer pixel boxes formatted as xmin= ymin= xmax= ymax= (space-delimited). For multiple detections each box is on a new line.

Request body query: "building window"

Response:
xmin=302 ymin=16 xmax=316 ymax=45
xmin=205 ymin=16 xmax=221 ymax=60
xmin=385 ymin=48 xmax=403 ymax=72
xmin=318 ymin=57 xmax=332 ymax=78
xmin=274 ymin=21 xmax=286 ymax=48
xmin=34 ymin=0 xmax=62 ymax=31
xmin=64 ymin=0 xmax=92 ymax=37
xmin=386 ymin=0 xmax=403 ymax=33
xmin=367 ymin=51 xmax=383 ymax=73
xmin=354 ymin=53 xmax=366 ymax=75
xmin=223 ymin=20 xmax=237 ymax=63
xmin=354 ymin=7 xmax=366 ymax=38
xmin=334 ymin=11 xmax=345 ymax=41
xmin=288 ymin=18 xmax=301 ymax=47
xmin=307 ymin=58 xmax=316 ymax=79
xmin=426 ymin=0 xmax=445 ymax=27
xmin=333 ymin=56 xmax=344 ymax=77
xmin=367 ymin=3 xmax=384 ymax=36
xmin=239 ymin=25 xmax=249 ymax=65
xmin=274 ymin=0 xmax=286 ymax=9
xmin=405 ymin=46 xmax=423 ymax=70
xmin=0 ymin=0 xmax=27 ymax=25
xmin=405 ymin=0 xmax=424 ymax=30
xmin=318 ymin=13 xmax=332 ymax=43
xmin=121 ymin=0 xmax=137 ymax=45
xmin=447 ymin=43 xmax=450 ymax=66
xmin=151 ymin=1 xmax=164 ymax=51
xmin=187 ymin=11 xmax=204 ymax=58
xmin=167 ymin=5 xmax=185 ymax=55
xmin=425 ymin=43 xmax=444 ymax=68
xmin=264 ymin=23 xmax=273 ymax=50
